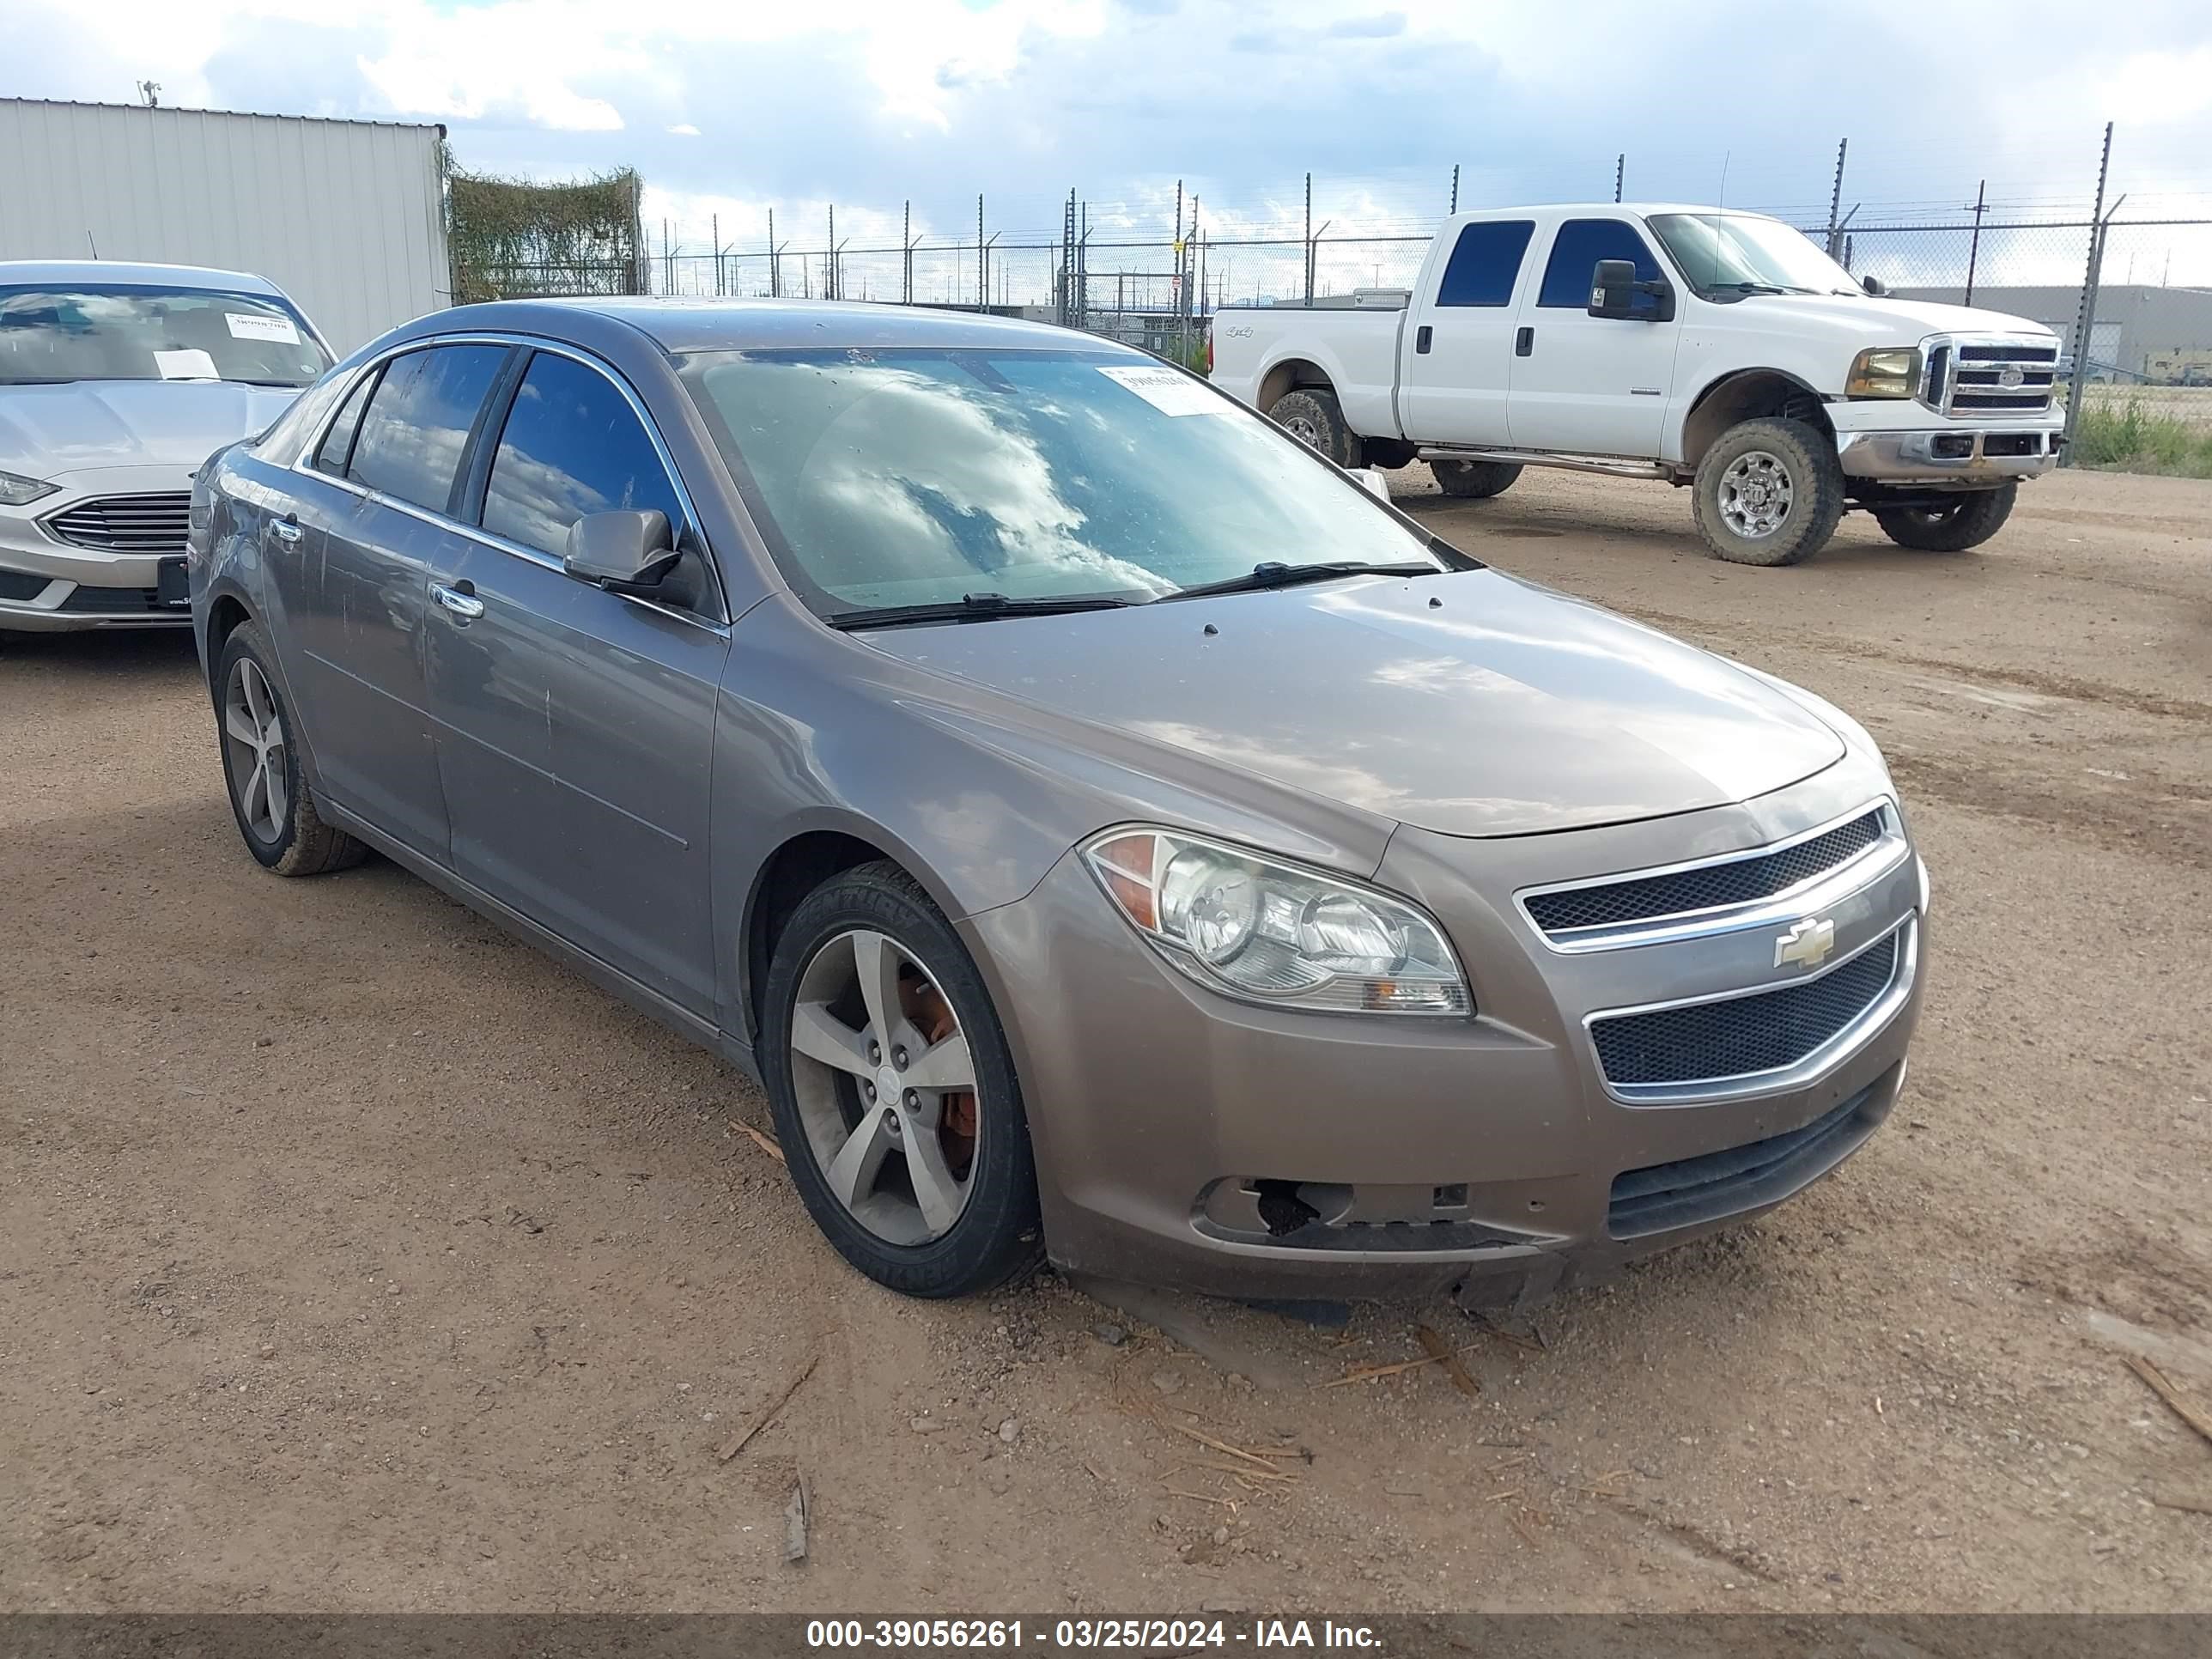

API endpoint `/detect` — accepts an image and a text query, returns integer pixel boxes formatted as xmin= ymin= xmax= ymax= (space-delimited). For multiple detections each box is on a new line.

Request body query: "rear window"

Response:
xmin=347 ymin=345 xmax=507 ymax=515
xmin=1435 ymin=221 xmax=1534 ymax=307
xmin=0 ymin=284 xmax=330 ymax=386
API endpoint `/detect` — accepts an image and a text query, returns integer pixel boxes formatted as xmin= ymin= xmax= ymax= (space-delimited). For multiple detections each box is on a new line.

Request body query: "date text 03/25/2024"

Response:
xmin=805 ymin=1618 xmax=1382 ymax=1650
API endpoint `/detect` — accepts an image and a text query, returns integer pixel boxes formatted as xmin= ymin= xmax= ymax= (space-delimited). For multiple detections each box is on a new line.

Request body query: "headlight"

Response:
xmin=1845 ymin=346 xmax=1923 ymax=399
xmin=0 ymin=469 xmax=58 ymax=507
xmin=1083 ymin=827 xmax=1471 ymax=1016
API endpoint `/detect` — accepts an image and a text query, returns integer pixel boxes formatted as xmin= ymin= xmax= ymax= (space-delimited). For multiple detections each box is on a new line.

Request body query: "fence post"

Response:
xmin=2062 ymin=121 xmax=2115 ymax=464
xmin=1613 ymin=153 xmax=1624 ymax=204
xmin=976 ymin=195 xmax=985 ymax=312
xmin=827 ymin=205 xmax=836 ymax=301
xmin=902 ymin=203 xmax=911 ymax=305
xmin=1824 ymin=138 xmax=1849 ymax=257
xmin=1449 ymin=164 xmax=1459 ymax=215
xmin=1304 ymin=173 xmax=1314 ymax=305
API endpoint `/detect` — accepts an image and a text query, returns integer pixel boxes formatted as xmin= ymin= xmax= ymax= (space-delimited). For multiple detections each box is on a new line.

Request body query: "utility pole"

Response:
xmin=1614 ymin=153 xmax=1625 ymax=204
xmin=1964 ymin=179 xmax=1987 ymax=306
xmin=2063 ymin=122 xmax=2115 ymax=462
xmin=1825 ymin=138 xmax=1849 ymax=258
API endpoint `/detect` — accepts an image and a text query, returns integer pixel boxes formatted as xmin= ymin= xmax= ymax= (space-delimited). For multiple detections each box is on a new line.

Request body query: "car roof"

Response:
xmin=435 ymin=297 xmax=1144 ymax=357
xmin=0 ymin=258 xmax=290 ymax=295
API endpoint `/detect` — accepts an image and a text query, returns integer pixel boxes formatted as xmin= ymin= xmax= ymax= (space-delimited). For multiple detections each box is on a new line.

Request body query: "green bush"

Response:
xmin=2069 ymin=398 xmax=2212 ymax=479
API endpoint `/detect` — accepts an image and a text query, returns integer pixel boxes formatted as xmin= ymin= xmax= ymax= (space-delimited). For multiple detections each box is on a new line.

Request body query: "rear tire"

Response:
xmin=1431 ymin=459 xmax=1523 ymax=500
xmin=1267 ymin=387 xmax=1363 ymax=468
xmin=760 ymin=861 xmax=1042 ymax=1299
xmin=1873 ymin=483 xmax=2016 ymax=551
xmin=1691 ymin=417 xmax=1845 ymax=567
xmin=215 ymin=621 xmax=367 ymax=877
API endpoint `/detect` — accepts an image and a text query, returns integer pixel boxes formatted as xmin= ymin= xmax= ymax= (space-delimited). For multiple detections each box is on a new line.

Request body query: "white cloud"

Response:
xmin=667 ymin=122 xmax=701 ymax=137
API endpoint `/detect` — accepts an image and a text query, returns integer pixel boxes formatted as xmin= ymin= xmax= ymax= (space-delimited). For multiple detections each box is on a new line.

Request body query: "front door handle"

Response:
xmin=1415 ymin=324 xmax=1433 ymax=355
xmin=431 ymin=581 xmax=484 ymax=622
xmin=1515 ymin=326 xmax=1534 ymax=357
xmin=270 ymin=515 xmax=302 ymax=544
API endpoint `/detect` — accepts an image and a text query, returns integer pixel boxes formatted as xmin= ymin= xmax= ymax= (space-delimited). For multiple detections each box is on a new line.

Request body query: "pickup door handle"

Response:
xmin=431 ymin=581 xmax=484 ymax=622
xmin=1414 ymin=325 xmax=1433 ymax=355
xmin=1515 ymin=326 xmax=1534 ymax=357
xmin=270 ymin=515 xmax=302 ymax=544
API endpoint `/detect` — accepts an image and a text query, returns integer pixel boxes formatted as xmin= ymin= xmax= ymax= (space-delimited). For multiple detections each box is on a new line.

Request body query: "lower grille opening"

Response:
xmin=1253 ymin=1180 xmax=1321 ymax=1238
xmin=58 ymin=584 xmax=165 ymax=616
xmin=1607 ymin=1080 xmax=1888 ymax=1239
xmin=1983 ymin=432 xmax=2040 ymax=457
xmin=0 ymin=568 xmax=50 ymax=602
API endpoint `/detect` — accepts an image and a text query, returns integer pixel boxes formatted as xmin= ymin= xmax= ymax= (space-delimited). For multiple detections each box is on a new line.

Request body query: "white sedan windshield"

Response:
xmin=0 ymin=285 xmax=331 ymax=387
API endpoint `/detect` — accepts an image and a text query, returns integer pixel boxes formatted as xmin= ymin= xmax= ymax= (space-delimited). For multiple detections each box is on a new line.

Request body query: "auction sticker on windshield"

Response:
xmin=1097 ymin=363 xmax=1228 ymax=416
xmin=226 ymin=312 xmax=301 ymax=344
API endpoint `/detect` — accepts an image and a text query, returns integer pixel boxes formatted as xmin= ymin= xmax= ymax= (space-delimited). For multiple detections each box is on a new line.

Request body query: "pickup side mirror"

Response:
xmin=563 ymin=508 xmax=681 ymax=597
xmin=1352 ymin=466 xmax=1392 ymax=502
xmin=1587 ymin=258 xmax=1676 ymax=322
xmin=1861 ymin=273 xmax=1888 ymax=297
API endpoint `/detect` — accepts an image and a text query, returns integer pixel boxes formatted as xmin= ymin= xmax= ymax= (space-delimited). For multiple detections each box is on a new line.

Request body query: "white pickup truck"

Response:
xmin=1211 ymin=203 xmax=2068 ymax=566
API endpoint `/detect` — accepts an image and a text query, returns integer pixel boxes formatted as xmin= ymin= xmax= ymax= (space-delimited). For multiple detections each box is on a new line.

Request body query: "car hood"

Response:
xmin=1738 ymin=292 xmax=2057 ymax=343
xmin=859 ymin=569 xmax=1845 ymax=838
xmin=0 ymin=380 xmax=302 ymax=478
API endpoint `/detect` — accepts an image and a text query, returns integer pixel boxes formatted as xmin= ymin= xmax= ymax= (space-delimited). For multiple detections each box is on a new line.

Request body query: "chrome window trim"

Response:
xmin=286 ymin=331 xmax=731 ymax=629
xmin=1583 ymin=914 xmax=1918 ymax=1106
xmin=1517 ymin=799 xmax=1907 ymax=954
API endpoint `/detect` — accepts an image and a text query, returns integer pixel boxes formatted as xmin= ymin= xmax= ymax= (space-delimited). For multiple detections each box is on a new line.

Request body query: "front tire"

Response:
xmin=1267 ymin=387 xmax=1363 ymax=468
xmin=1691 ymin=417 xmax=1846 ymax=567
xmin=1431 ymin=459 xmax=1523 ymax=499
xmin=215 ymin=622 xmax=366 ymax=876
xmin=760 ymin=861 xmax=1042 ymax=1298
xmin=1874 ymin=483 xmax=2016 ymax=551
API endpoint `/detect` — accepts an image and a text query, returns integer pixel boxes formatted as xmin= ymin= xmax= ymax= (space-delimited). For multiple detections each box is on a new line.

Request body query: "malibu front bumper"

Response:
xmin=962 ymin=759 xmax=1923 ymax=1304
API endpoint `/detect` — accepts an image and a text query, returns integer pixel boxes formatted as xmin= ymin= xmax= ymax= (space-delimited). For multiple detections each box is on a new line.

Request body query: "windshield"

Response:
xmin=682 ymin=346 xmax=1443 ymax=617
xmin=0 ymin=285 xmax=331 ymax=387
xmin=1648 ymin=215 xmax=1863 ymax=297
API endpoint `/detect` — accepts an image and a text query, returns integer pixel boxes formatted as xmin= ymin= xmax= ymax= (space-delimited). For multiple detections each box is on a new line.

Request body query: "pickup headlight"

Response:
xmin=1845 ymin=346 xmax=1923 ymax=399
xmin=1083 ymin=827 xmax=1471 ymax=1015
xmin=0 ymin=469 xmax=58 ymax=507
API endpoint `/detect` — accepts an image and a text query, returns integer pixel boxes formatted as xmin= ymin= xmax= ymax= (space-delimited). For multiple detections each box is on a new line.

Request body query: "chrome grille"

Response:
xmin=1525 ymin=809 xmax=1887 ymax=939
xmin=1923 ymin=335 xmax=2057 ymax=416
xmin=40 ymin=493 xmax=192 ymax=554
xmin=1589 ymin=930 xmax=1901 ymax=1089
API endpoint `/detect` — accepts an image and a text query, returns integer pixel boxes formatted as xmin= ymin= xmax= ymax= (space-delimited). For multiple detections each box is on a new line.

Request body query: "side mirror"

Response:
xmin=1587 ymin=259 xmax=1674 ymax=321
xmin=563 ymin=509 xmax=680 ymax=597
xmin=1861 ymin=273 xmax=1888 ymax=297
xmin=1352 ymin=466 xmax=1391 ymax=502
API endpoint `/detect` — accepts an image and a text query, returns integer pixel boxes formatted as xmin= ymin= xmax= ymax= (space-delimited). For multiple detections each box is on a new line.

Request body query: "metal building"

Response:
xmin=0 ymin=98 xmax=449 ymax=353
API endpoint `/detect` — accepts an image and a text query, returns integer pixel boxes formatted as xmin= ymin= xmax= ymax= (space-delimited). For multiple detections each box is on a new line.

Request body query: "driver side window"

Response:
xmin=1537 ymin=220 xmax=1666 ymax=314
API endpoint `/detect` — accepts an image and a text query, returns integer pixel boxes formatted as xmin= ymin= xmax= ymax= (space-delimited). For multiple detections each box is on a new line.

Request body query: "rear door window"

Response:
xmin=347 ymin=344 xmax=507 ymax=514
xmin=1435 ymin=221 xmax=1535 ymax=307
xmin=480 ymin=350 xmax=686 ymax=559
xmin=313 ymin=368 xmax=380 ymax=476
xmin=1536 ymin=219 xmax=1667 ymax=312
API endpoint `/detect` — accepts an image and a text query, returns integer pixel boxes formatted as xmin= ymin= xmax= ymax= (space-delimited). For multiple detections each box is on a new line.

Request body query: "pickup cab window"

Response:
xmin=1435 ymin=221 xmax=1535 ymax=307
xmin=1536 ymin=220 xmax=1666 ymax=313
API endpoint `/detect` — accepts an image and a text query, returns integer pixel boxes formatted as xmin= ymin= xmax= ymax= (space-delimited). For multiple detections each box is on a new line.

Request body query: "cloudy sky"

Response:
xmin=13 ymin=0 xmax=2212 ymax=283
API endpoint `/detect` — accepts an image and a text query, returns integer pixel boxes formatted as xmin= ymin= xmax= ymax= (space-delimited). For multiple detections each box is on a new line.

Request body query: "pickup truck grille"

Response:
xmin=1922 ymin=337 xmax=2058 ymax=416
xmin=41 ymin=493 xmax=193 ymax=555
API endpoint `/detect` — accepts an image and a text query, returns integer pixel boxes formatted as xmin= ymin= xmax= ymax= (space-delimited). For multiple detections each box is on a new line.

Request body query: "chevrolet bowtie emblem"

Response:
xmin=1774 ymin=917 xmax=1837 ymax=970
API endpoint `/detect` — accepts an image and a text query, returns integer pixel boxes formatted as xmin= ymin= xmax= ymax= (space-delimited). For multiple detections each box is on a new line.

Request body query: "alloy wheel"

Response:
xmin=787 ymin=927 xmax=980 ymax=1247
xmin=1717 ymin=449 xmax=1795 ymax=539
xmin=222 ymin=657 xmax=289 ymax=842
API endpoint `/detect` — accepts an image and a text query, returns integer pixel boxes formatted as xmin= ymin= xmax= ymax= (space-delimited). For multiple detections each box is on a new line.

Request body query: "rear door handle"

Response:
xmin=1515 ymin=326 xmax=1534 ymax=357
xmin=431 ymin=581 xmax=484 ymax=622
xmin=1415 ymin=325 xmax=1433 ymax=355
xmin=270 ymin=515 xmax=301 ymax=544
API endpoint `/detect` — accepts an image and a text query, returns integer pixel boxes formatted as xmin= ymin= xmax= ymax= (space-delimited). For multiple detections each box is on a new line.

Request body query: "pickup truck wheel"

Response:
xmin=1691 ymin=418 xmax=1845 ymax=567
xmin=1431 ymin=459 xmax=1523 ymax=499
xmin=1873 ymin=483 xmax=2016 ymax=552
xmin=1268 ymin=388 xmax=1363 ymax=468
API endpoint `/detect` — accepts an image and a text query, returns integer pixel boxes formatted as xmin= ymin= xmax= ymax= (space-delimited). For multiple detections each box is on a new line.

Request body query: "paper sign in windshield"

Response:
xmin=154 ymin=349 xmax=221 ymax=380
xmin=226 ymin=312 xmax=301 ymax=344
xmin=1097 ymin=363 xmax=1228 ymax=416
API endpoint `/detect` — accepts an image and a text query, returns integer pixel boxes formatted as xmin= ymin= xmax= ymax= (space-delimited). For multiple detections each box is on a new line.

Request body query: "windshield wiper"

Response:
xmin=825 ymin=592 xmax=1140 ymax=630
xmin=1160 ymin=560 xmax=1438 ymax=602
xmin=1711 ymin=282 xmax=1795 ymax=296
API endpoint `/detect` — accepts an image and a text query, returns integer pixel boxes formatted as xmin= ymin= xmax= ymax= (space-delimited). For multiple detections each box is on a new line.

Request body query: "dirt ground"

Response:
xmin=4 ymin=465 xmax=2209 ymax=1617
